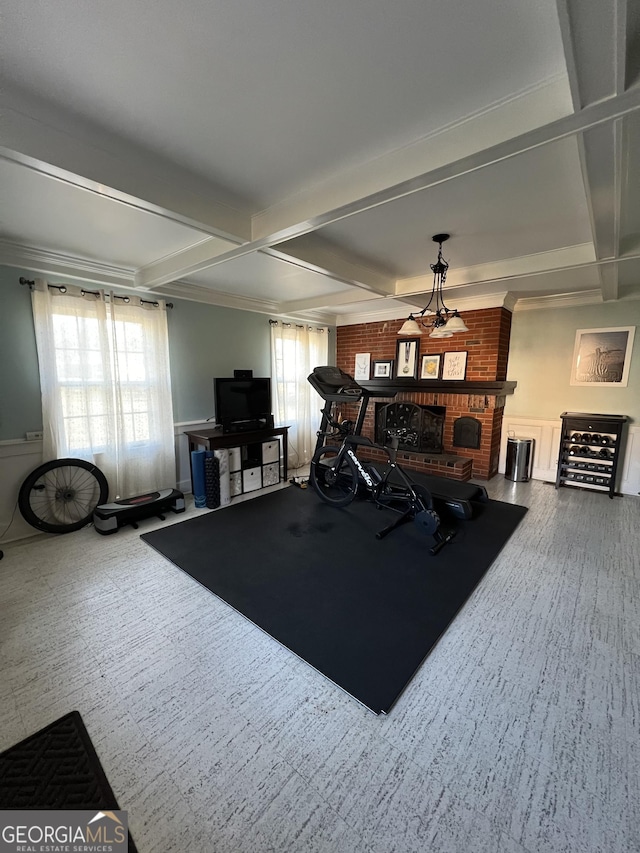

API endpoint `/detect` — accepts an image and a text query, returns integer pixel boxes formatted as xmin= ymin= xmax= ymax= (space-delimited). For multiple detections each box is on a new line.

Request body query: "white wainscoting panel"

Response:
xmin=0 ymin=439 xmax=45 ymax=544
xmin=0 ymin=421 xmax=212 ymax=546
xmin=499 ymin=416 xmax=640 ymax=496
xmin=620 ymin=425 xmax=640 ymax=497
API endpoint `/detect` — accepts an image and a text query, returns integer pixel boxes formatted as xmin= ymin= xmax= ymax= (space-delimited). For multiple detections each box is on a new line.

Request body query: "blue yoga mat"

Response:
xmin=191 ymin=449 xmax=206 ymax=508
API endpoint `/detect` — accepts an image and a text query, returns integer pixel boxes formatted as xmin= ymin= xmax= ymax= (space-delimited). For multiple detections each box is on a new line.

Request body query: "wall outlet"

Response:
xmin=26 ymin=431 xmax=44 ymax=441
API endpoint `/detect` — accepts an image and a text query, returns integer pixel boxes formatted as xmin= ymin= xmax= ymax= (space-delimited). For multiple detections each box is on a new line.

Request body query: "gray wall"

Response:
xmin=0 ymin=266 xmax=336 ymax=440
xmin=0 ymin=266 xmax=43 ymax=440
xmin=506 ymin=300 xmax=640 ymax=423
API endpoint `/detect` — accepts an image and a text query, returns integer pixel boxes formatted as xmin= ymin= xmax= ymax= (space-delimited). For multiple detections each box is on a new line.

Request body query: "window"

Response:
xmin=31 ymin=280 xmax=176 ymax=498
xmin=270 ymin=321 xmax=328 ymax=468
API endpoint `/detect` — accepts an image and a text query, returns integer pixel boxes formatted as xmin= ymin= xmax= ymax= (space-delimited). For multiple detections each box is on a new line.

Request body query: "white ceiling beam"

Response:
xmin=554 ymin=1 xmax=582 ymax=109
xmin=599 ymin=263 xmax=620 ymax=302
xmin=134 ymin=235 xmax=244 ymax=290
xmin=178 ymin=87 xmax=640 ymax=279
xmin=556 ymin=2 xmax=622 ymax=299
xmin=615 ymin=0 xmax=628 ymax=94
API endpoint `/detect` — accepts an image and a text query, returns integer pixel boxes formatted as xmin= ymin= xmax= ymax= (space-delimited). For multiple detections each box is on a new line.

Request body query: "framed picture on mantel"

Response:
xmin=420 ymin=354 xmax=441 ymax=380
xmin=394 ymin=338 xmax=420 ymax=379
xmin=354 ymin=353 xmax=371 ymax=381
xmin=373 ymin=359 xmax=394 ymax=378
xmin=442 ymin=351 xmax=468 ymax=380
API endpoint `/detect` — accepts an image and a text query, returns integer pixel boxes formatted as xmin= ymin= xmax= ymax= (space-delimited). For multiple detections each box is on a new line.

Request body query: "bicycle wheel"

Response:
xmin=309 ymin=445 xmax=359 ymax=507
xmin=19 ymin=458 xmax=109 ymax=534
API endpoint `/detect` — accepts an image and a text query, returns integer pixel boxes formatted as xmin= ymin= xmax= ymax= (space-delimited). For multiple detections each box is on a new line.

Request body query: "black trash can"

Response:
xmin=505 ymin=437 xmax=534 ymax=482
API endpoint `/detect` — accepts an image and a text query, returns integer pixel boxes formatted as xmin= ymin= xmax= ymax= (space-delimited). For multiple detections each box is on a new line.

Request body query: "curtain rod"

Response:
xmin=269 ymin=319 xmax=328 ymax=331
xmin=19 ymin=277 xmax=173 ymax=308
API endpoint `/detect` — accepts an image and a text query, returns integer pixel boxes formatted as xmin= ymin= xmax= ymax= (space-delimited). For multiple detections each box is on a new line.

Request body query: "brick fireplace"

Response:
xmin=335 ymin=307 xmax=514 ymax=480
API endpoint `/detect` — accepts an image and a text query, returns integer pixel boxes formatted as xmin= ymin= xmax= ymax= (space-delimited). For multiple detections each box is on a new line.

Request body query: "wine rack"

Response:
xmin=555 ymin=412 xmax=627 ymax=498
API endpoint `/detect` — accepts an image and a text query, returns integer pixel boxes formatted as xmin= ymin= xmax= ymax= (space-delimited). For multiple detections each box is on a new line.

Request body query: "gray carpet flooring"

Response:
xmin=1 ymin=477 xmax=638 ymax=852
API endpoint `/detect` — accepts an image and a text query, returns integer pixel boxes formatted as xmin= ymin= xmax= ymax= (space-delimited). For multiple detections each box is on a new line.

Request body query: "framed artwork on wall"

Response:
xmin=394 ymin=338 xmax=420 ymax=379
xmin=570 ymin=326 xmax=635 ymax=386
xmin=420 ymin=354 xmax=441 ymax=380
xmin=373 ymin=359 xmax=394 ymax=378
xmin=441 ymin=351 xmax=468 ymax=380
xmin=354 ymin=353 xmax=371 ymax=381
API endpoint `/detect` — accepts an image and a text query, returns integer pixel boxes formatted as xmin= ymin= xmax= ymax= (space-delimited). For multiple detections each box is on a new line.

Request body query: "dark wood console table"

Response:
xmin=185 ymin=425 xmax=290 ymax=493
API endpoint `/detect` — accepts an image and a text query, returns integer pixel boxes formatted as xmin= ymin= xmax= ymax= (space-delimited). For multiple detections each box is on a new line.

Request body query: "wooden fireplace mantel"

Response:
xmin=359 ymin=379 xmax=517 ymax=396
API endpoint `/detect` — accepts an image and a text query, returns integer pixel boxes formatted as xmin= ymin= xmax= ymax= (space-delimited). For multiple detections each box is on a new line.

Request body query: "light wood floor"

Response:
xmin=1 ymin=477 xmax=638 ymax=852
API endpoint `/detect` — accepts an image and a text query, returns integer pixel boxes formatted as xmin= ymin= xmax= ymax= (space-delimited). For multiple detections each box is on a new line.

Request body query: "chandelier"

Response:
xmin=397 ymin=234 xmax=468 ymax=337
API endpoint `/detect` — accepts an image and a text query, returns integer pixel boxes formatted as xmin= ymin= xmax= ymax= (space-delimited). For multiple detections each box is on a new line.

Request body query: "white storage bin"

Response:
xmin=229 ymin=471 xmax=242 ymax=496
xmin=242 ymin=466 xmax=262 ymax=492
xmin=262 ymin=462 xmax=280 ymax=487
xmin=262 ymin=440 xmax=280 ymax=465
xmin=228 ymin=447 xmax=242 ymax=471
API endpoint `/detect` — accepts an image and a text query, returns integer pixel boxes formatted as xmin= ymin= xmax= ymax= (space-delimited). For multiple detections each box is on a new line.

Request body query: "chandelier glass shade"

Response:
xmin=397 ymin=234 xmax=468 ymax=336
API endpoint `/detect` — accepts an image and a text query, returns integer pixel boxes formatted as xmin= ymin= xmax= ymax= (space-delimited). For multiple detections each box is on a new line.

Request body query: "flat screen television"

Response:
xmin=214 ymin=377 xmax=273 ymax=431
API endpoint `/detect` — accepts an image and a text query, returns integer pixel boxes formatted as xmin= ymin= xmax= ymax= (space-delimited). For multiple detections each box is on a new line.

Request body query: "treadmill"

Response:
xmin=307 ymin=366 xmax=488 ymax=519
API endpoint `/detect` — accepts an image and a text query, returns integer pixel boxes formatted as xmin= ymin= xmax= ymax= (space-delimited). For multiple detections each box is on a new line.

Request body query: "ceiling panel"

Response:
xmin=316 ymin=137 xmax=592 ymax=279
xmin=184 ymin=251 xmax=355 ymax=302
xmin=0 ymin=159 xmax=208 ymax=268
xmin=0 ymin=0 xmax=567 ymax=206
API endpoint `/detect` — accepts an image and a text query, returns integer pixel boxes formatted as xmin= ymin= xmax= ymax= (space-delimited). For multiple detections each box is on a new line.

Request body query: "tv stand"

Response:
xmin=185 ymin=425 xmax=290 ymax=497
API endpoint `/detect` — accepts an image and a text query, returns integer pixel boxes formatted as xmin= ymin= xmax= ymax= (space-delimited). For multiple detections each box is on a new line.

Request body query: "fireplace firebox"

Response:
xmin=375 ymin=402 xmax=445 ymax=454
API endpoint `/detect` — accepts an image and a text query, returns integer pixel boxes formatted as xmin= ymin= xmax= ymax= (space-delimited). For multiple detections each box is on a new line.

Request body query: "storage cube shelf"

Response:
xmin=185 ymin=426 xmax=289 ymax=501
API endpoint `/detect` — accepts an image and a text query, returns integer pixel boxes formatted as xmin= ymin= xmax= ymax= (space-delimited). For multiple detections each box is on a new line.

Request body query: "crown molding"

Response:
xmin=513 ymin=289 xmax=604 ymax=311
xmin=0 ymin=238 xmax=333 ymax=320
xmin=154 ymin=279 xmax=281 ymax=314
xmin=0 ymin=239 xmax=135 ymax=286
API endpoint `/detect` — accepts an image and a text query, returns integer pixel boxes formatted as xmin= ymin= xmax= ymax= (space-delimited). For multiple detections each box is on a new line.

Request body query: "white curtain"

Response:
xmin=270 ymin=321 xmax=328 ymax=469
xmin=31 ymin=280 xmax=176 ymax=498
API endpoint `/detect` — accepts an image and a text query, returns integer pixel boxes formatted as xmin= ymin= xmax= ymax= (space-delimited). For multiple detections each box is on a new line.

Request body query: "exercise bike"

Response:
xmin=307 ymin=366 xmax=455 ymax=555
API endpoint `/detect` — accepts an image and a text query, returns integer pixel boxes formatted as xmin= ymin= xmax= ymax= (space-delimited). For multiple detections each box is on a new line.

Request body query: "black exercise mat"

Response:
xmin=142 ymin=488 xmax=527 ymax=713
xmin=0 ymin=711 xmax=137 ymax=852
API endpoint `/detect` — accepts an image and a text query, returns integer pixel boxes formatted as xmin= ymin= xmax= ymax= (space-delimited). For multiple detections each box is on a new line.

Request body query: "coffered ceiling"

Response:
xmin=1 ymin=0 xmax=640 ymax=325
